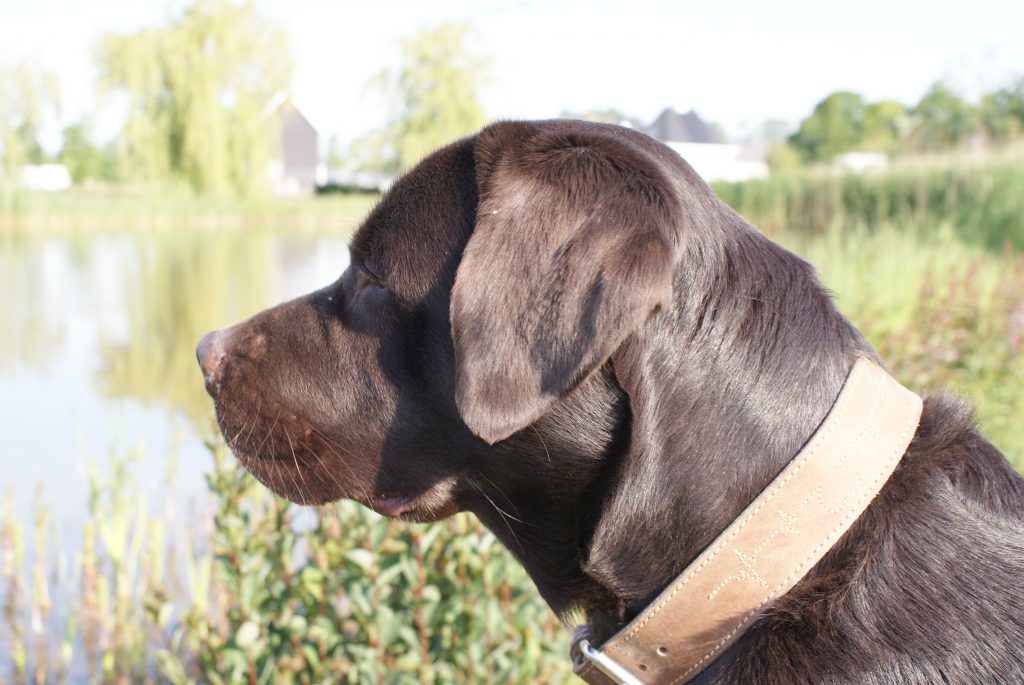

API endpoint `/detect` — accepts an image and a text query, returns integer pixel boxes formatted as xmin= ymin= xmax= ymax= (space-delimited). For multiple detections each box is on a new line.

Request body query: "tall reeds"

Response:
xmin=713 ymin=151 xmax=1024 ymax=250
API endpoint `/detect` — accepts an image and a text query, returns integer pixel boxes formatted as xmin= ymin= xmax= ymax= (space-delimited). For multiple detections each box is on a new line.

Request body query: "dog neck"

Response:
xmin=586 ymin=223 xmax=876 ymax=636
xmin=572 ymin=358 xmax=922 ymax=684
xmin=473 ymin=219 xmax=877 ymax=642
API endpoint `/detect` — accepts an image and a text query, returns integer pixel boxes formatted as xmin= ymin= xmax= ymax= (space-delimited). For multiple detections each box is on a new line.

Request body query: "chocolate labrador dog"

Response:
xmin=197 ymin=120 xmax=1024 ymax=683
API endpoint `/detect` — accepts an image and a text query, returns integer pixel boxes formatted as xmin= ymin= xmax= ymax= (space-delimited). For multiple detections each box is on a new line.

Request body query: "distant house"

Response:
xmin=268 ymin=104 xmax=325 ymax=196
xmin=834 ymin=151 xmax=888 ymax=174
xmin=19 ymin=164 xmax=73 ymax=192
xmin=646 ymin=108 xmax=721 ymax=145
xmin=640 ymin=108 xmax=768 ymax=183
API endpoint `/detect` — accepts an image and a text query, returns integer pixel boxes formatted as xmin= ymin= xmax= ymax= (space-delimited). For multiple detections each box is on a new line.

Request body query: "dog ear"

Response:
xmin=451 ymin=122 xmax=677 ymax=444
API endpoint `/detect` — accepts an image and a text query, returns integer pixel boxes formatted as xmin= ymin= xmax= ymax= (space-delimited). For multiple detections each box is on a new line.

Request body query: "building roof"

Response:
xmin=646 ymin=108 xmax=721 ymax=144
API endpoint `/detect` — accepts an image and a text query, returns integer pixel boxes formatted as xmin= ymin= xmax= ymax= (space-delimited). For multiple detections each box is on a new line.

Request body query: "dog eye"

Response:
xmin=356 ymin=269 xmax=388 ymax=292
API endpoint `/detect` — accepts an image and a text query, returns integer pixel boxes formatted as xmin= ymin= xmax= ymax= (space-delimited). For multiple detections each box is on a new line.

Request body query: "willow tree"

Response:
xmin=351 ymin=23 xmax=489 ymax=174
xmin=0 ymin=62 xmax=59 ymax=206
xmin=95 ymin=0 xmax=291 ymax=197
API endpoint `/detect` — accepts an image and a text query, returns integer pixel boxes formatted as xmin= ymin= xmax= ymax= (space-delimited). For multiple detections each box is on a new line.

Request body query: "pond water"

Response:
xmin=0 ymin=227 xmax=352 ymax=545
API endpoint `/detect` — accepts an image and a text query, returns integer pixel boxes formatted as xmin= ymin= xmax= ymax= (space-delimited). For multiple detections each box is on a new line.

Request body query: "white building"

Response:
xmin=19 ymin=164 xmax=73 ymax=191
xmin=639 ymin=108 xmax=768 ymax=183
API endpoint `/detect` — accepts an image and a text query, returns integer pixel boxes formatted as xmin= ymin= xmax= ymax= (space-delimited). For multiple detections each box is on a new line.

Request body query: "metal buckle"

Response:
xmin=578 ymin=639 xmax=645 ymax=685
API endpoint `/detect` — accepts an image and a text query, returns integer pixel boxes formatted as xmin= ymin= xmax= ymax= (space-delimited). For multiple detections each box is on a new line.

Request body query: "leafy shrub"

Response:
xmin=153 ymin=444 xmax=575 ymax=685
xmin=1 ymin=444 xmax=575 ymax=684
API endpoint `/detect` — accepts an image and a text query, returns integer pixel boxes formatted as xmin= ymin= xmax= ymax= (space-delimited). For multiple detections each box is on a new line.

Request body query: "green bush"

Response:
xmin=1 ymin=443 xmax=574 ymax=684
xmin=156 ymin=444 xmax=575 ymax=685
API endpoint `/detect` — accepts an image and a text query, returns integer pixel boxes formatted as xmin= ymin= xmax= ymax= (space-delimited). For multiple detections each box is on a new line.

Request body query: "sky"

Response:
xmin=2 ymin=0 xmax=1023 ymax=151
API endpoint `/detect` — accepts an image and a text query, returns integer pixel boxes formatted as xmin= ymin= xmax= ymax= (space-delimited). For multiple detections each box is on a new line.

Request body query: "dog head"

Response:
xmin=197 ymin=118 xmax=869 ymax=624
xmin=196 ymin=120 xmax=683 ymax=519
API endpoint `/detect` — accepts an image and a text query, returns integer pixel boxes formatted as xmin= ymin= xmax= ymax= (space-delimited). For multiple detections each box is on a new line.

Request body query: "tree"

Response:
xmin=59 ymin=123 xmax=118 ymax=183
xmin=910 ymin=82 xmax=978 ymax=151
xmin=789 ymin=91 xmax=867 ymax=162
xmin=95 ymin=0 xmax=292 ymax=197
xmin=765 ymin=143 xmax=802 ymax=175
xmin=350 ymin=23 xmax=488 ymax=174
xmin=979 ymin=79 xmax=1024 ymax=142
xmin=861 ymin=100 xmax=908 ymax=152
xmin=0 ymin=61 xmax=59 ymax=194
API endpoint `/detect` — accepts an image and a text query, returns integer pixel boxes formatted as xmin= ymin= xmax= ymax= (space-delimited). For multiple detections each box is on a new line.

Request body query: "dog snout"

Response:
xmin=196 ymin=330 xmax=227 ymax=394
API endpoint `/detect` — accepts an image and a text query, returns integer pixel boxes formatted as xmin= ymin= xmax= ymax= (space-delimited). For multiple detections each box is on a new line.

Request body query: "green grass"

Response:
xmin=0 ymin=187 xmax=378 ymax=233
xmin=783 ymin=223 xmax=1024 ymax=467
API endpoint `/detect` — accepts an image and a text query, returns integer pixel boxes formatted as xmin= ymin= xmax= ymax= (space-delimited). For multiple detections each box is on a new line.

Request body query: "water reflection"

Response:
xmin=0 ymin=236 xmax=69 ymax=374
xmin=0 ymin=227 xmax=351 ymax=530
xmin=97 ymin=231 xmax=275 ymax=425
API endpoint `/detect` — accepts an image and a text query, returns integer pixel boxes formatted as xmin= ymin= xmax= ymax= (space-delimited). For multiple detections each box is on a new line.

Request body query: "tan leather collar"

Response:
xmin=572 ymin=358 xmax=923 ymax=685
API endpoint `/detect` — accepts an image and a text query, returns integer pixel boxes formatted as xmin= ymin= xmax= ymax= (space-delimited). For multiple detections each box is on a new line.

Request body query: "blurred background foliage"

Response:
xmin=93 ymin=0 xmax=292 ymax=197
xmin=779 ymin=78 xmax=1024 ymax=167
xmin=342 ymin=22 xmax=489 ymax=176
xmin=1 ymin=1 xmax=1022 ymax=683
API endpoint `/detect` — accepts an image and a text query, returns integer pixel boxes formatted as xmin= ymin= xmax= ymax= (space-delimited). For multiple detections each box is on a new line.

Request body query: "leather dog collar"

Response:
xmin=572 ymin=358 xmax=923 ymax=685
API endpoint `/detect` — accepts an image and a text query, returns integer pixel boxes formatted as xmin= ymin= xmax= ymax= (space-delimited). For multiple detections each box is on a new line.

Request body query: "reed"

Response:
xmin=713 ymin=150 xmax=1024 ymax=251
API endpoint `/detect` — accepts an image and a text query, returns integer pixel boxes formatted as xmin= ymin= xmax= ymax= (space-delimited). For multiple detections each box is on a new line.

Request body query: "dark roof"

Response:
xmin=646 ymin=108 xmax=721 ymax=144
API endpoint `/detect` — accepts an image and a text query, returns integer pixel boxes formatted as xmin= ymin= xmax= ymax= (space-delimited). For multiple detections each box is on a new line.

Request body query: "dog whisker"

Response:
xmin=469 ymin=478 xmax=525 ymax=556
xmin=303 ymin=428 xmax=372 ymax=502
xmin=475 ymin=472 xmax=538 ymax=528
xmin=241 ymin=397 xmax=262 ymax=447
xmin=253 ymin=412 xmax=281 ymax=457
xmin=284 ymin=426 xmax=310 ymax=504
xmin=531 ymin=424 xmax=552 ymax=463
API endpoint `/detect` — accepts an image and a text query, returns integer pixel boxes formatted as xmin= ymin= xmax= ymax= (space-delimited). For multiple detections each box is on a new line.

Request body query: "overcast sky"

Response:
xmin=3 ymin=0 xmax=1023 ymax=150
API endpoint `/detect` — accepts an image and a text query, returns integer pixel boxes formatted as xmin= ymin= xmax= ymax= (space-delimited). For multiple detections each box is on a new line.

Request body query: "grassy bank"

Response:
xmin=787 ymin=224 xmax=1023 ymax=465
xmin=0 ymin=188 xmax=378 ymax=233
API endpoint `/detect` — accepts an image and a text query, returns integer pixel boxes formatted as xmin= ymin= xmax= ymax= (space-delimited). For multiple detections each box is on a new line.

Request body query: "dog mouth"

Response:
xmin=360 ymin=477 xmax=460 ymax=522
xmin=367 ymin=495 xmax=417 ymax=517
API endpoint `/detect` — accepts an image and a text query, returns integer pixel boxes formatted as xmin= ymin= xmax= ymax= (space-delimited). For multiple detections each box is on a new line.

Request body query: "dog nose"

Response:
xmin=196 ymin=330 xmax=226 ymax=393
